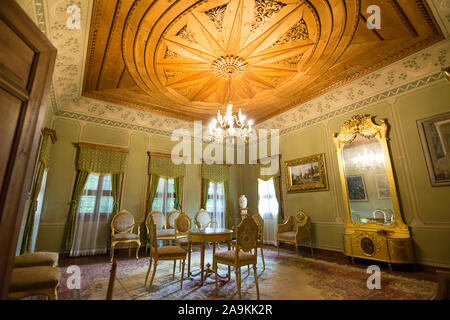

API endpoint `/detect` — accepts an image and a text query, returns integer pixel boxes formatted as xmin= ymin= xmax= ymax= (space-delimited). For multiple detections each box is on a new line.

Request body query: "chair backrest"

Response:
xmin=166 ymin=209 xmax=180 ymax=229
xmin=194 ymin=209 xmax=211 ymax=229
xmin=148 ymin=210 xmax=165 ymax=230
xmin=147 ymin=216 xmax=158 ymax=254
xmin=111 ymin=210 xmax=135 ymax=233
xmin=175 ymin=212 xmax=191 ymax=238
xmin=296 ymin=210 xmax=311 ymax=230
xmin=236 ymin=216 xmax=258 ymax=253
xmin=251 ymin=213 xmax=264 ymax=239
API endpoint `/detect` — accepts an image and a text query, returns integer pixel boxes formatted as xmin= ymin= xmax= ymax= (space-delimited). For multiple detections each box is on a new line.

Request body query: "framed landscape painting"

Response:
xmin=417 ymin=111 xmax=450 ymax=187
xmin=346 ymin=175 xmax=368 ymax=201
xmin=285 ymin=153 xmax=329 ymax=193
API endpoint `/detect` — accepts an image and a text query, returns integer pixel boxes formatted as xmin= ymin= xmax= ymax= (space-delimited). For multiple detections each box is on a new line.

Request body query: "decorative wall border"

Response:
xmin=53 ymin=72 xmax=444 ymax=138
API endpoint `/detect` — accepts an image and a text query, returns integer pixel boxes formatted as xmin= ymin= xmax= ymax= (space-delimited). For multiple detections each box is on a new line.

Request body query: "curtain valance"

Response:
xmin=256 ymin=155 xmax=281 ymax=181
xmin=77 ymin=143 xmax=129 ymax=174
xmin=148 ymin=153 xmax=185 ymax=178
xmin=201 ymin=164 xmax=230 ymax=183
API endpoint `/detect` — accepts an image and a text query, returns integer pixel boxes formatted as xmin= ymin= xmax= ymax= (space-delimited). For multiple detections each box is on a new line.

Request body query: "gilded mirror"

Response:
xmin=333 ymin=115 xmax=408 ymax=231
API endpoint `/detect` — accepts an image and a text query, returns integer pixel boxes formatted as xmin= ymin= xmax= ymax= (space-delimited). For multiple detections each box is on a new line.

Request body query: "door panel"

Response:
xmin=0 ymin=0 xmax=56 ymax=299
xmin=0 ymin=89 xmax=23 ymax=198
xmin=0 ymin=19 xmax=35 ymax=88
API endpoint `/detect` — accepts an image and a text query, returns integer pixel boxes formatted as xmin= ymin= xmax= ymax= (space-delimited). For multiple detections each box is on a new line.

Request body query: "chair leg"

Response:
xmin=310 ymin=240 xmax=314 ymax=257
xmin=260 ymin=246 xmax=265 ymax=271
xmin=144 ymin=256 xmax=153 ymax=286
xmin=214 ymin=262 xmax=218 ymax=295
xmin=295 ymin=244 xmax=299 ymax=256
xmin=236 ymin=267 xmax=242 ymax=300
xmin=253 ymin=264 xmax=260 ymax=300
xmin=128 ymin=243 xmax=132 ymax=257
xmin=135 ymin=243 xmax=140 ymax=260
xmin=148 ymin=261 xmax=158 ymax=293
xmin=173 ymin=260 xmax=176 ymax=280
xmin=110 ymin=244 xmax=116 ymax=262
xmin=277 ymin=241 xmax=280 ymax=256
xmin=181 ymin=259 xmax=185 ymax=290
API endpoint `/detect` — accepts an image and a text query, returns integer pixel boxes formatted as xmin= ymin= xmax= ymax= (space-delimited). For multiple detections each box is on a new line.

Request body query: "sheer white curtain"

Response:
xmin=258 ymin=178 xmax=279 ymax=246
xmin=70 ymin=174 xmax=114 ymax=257
xmin=206 ymin=182 xmax=225 ymax=228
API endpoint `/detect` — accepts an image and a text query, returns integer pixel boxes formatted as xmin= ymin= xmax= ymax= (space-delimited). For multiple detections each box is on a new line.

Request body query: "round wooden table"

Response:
xmin=188 ymin=228 xmax=233 ymax=286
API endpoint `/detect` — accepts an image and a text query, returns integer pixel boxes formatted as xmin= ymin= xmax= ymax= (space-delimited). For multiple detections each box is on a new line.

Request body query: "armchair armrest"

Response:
xmin=131 ymin=224 xmax=141 ymax=236
xmin=277 ymin=216 xmax=293 ymax=234
xmin=295 ymin=217 xmax=311 ymax=241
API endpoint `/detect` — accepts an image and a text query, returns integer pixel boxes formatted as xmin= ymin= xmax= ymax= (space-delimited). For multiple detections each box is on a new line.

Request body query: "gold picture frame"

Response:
xmin=285 ymin=153 xmax=329 ymax=193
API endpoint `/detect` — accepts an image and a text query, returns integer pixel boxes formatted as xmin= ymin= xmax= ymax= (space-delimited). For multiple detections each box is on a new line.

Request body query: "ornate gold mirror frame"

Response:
xmin=333 ymin=115 xmax=409 ymax=236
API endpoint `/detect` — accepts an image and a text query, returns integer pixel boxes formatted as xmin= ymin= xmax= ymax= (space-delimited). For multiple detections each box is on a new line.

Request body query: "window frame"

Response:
xmin=78 ymin=174 xmax=114 ymax=220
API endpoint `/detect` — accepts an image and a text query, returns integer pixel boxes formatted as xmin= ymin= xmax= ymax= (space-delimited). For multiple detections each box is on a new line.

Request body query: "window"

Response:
xmin=206 ymin=182 xmax=225 ymax=228
xmin=78 ymin=174 xmax=114 ymax=220
xmin=152 ymin=178 xmax=176 ymax=215
xmin=258 ymin=178 xmax=279 ymax=219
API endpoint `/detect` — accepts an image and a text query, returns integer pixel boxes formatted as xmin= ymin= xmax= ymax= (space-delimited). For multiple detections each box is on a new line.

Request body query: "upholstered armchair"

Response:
xmin=194 ymin=209 xmax=217 ymax=229
xmin=145 ymin=216 xmax=186 ymax=293
xmin=110 ymin=210 xmax=141 ymax=262
xmin=276 ymin=210 xmax=313 ymax=257
xmin=165 ymin=209 xmax=181 ymax=238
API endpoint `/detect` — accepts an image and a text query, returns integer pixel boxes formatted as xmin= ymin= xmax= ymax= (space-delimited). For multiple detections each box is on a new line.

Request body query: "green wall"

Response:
xmin=35 ymin=81 xmax=450 ymax=267
xmin=242 ymin=81 xmax=450 ymax=267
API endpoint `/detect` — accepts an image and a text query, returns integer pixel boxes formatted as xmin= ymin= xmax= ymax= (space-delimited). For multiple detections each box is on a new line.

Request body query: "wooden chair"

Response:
xmin=165 ymin=209 xmax=181 ymax=239
xmin=251 ymin=213 xmax=266 ymax=271
xmin=144 ymin=216 xmax=187 ymax=293
xmin=173 ymin=212 xmax=201 ymax=275
xmin=145 ymin=210 xmax=173 ymax=252
xmin=213 ymin=216 xmax=260 ymax=300
xmin=276 ymin=210 xmax=313 ymax=257
xmin=110 ymin=210 xmax=141 ymax=262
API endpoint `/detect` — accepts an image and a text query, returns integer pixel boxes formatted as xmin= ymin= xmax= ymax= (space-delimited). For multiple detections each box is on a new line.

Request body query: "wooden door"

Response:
xmin=0 ymin=0 xmax=56 ymax=298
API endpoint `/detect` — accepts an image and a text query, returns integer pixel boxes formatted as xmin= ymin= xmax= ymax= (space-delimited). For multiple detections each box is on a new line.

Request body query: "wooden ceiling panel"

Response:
xmin=83 ymin=0 xmax=443 ymax=124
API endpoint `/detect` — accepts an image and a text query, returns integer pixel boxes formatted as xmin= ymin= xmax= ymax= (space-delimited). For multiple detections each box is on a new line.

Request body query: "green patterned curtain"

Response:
xmin=149 ymin=154 xmax=185 ymax=178
xmin=224 ymin=180 xmax=232 ymax=229
xmin=201 ymin=164 xmax=233 ymax=227
xmin=201 ymin=164 xmax=229 ymax=183
xmin=256 ymin=156 xmax=283 ymax=223
xmin=273 ymin=176 xmax=283 ymax=224
xmin=20 ymin=164 xmax=46 ymax=254
xmin=63 ymin=170 xmax=90 ymax=251
xmin=174 ymin=177 xmax=184 ymax=210
xmin=146 ymin=154 xmax=185 ymax=215
xmin=21 ymin=133 xmax=54 ymax=254
xmin=78 ymin=145 xmax=128 ymax=174
xmin=255 ymin=157 xmax=281 ymax=181
xmin=63 ymin=144 xmax=129 ymax=251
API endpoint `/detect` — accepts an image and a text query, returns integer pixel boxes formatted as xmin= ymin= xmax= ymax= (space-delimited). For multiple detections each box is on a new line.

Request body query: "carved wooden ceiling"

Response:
xmin=83 ymin=0 xmax=443 ymax=124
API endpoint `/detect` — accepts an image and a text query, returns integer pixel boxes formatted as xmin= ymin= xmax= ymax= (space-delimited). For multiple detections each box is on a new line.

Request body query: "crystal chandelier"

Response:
xmin=208 ymin=78 xmax=253 ymax=142
xmin=208 ymin=103 xmax=253 ymax=142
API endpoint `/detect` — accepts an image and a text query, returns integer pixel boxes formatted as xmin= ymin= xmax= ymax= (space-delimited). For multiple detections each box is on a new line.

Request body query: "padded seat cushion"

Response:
xmin=214 ymin=250 xmax=256 ymax=266
xmin=157 ymin=229 xmax=175 ymax=237
xmin=277 ymin=231 xmax=296 ymax=242
xmin=112 ymin=233 xmax=140 ymax=241
xmin=156 ymin=246 xmax=186 ymax=258
xmin=14 ymin=252 xmax=59 ymax=268
xmin=10 ymin=267 xmax=61 ymax=292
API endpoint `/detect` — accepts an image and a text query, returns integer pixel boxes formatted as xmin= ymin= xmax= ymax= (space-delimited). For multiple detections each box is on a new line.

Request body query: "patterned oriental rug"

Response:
xmin=58 ymin=247 xmax=437 ymax=300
